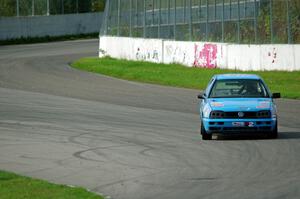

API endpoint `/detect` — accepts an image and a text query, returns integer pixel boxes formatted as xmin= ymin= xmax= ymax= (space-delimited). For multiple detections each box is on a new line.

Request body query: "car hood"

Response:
xmin=208 ymin=98 xmax=272 ymax=112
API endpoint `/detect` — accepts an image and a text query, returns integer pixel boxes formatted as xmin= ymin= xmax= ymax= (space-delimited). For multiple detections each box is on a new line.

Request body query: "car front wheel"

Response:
xmin=201 ymin=122 xmax=212 ymax=140
xmin=269 ymin=122 xmax=278 ymax=139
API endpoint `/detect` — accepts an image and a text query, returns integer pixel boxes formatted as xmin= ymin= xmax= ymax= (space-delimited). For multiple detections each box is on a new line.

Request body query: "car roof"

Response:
xmin=214 ymin=74 xmax=261 ymax=80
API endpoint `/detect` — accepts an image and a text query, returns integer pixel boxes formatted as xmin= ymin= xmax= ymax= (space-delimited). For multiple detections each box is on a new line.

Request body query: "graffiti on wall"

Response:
xmin=100 ymin=36 xmax=300 ymax=71
xmin=165 ymin=44 xmax=187 ymax=64
xmin=193 ymin=44 xmax=218 ymax=68
xmin=268 ymin=47 xmax=277 ymax=64
xmin=98 ymin=48 xmax=107 ymax=57
xmin=135 ymin=47 xmax=159 ymax=62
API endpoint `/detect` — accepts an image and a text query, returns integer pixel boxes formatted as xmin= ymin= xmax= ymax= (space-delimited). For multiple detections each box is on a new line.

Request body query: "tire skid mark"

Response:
xmin=91 ymin=169 xmax=168 ymax=191
xmin=72 ymin=144 xmax=138 ymax=163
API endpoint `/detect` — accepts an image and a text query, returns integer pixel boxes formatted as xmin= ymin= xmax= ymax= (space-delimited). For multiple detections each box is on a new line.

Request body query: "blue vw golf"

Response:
xmin=198 ymin=74 xmax=280 ymax=140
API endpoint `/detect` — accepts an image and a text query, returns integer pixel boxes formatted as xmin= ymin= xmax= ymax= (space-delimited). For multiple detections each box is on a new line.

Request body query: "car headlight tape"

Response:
xmin=210 ymin=111 xmax=225 ymax=119
xmin=256 ymin=110 xmax=271 ymax=118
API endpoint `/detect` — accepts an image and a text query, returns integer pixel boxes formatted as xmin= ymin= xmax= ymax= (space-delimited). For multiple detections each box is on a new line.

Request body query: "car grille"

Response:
xmin=223 ymin=111 xmax=271 ymax=119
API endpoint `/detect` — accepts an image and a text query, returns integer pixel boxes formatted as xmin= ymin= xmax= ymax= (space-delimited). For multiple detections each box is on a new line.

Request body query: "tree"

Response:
xmin=0 ymin=0 xmax=16 ymax=16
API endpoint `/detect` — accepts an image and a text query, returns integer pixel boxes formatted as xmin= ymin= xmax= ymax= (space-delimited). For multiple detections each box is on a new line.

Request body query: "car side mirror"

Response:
xmin=272 ymin=93 xmax=281 ymax=99
xmin=197 ymin=93 xmax=206 ymax=99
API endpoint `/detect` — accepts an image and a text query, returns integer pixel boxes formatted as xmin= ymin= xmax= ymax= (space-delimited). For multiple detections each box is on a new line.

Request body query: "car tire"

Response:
xmin=201 ymin=122 xmax=212 ymax=140
xmin=269 ymin=122 xmax=278 ymax=139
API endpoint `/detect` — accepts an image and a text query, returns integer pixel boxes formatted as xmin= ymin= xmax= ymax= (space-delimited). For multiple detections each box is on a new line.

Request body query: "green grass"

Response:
xmin=0 ymin=170 xmax=104 ymax=199
xmin=0 ymin=33 xmax=98 ymax=46
xmin=71 ymin=57 xmax=300 ymax=99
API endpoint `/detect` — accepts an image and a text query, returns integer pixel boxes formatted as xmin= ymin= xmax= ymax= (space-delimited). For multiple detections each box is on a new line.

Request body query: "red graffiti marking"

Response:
xmin=194 ymin=44 xmax=218 ymax=68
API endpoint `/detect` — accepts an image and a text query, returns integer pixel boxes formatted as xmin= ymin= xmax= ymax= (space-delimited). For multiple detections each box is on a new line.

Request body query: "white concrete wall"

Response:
xmin=295 ymin=45 xmax=300 ymax=71
xmin=163 ymin=41 xmax=194 ymax=66
xmin=0 ymin=13 xmax=103 ymax=40
xmin=227 ymin=45 xmax=261 ymax=71
xmin=99 ymin=36 xmax=300 ymax=71
xmin=260 ymin=45 xmax=295 ymax=71
xmin=99 ymin=37 xmax=163 ymax=63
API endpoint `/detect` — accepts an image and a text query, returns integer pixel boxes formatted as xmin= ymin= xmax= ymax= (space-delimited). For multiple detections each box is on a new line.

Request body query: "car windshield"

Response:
xmin=209 ymin=79 xmax=269 ymax=98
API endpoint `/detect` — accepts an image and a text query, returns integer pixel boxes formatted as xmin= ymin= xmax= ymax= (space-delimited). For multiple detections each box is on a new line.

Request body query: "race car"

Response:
xmin=198 ymin=74 xmax=280 ymax=140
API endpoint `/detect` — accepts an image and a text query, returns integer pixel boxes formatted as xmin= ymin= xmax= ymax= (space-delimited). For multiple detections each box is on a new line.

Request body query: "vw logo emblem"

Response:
xmin=238 ymin=112 xmax=244 ymax=118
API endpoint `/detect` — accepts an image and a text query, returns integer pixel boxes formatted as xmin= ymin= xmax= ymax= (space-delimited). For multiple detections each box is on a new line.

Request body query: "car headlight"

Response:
xmin=256 ymin=110 xmax=271 ymax=118
xmin=270 ymin=105 xmax=277 ymax=119
xmin=202 ymin=105 xmax=211 ymax=118
xmin=210 ymin=111 xmax=225 ymax=119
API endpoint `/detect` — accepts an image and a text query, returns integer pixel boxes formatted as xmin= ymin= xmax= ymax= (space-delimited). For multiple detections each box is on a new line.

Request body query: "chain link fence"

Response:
xmin=0 ymin=0 xmax=105 ymax=17
xmin=100 ymin=0 xmax=300 ymax=44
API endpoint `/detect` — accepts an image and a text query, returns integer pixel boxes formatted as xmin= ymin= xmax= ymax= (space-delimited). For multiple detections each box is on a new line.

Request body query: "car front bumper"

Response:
xmin=202 ymin=118 xmax=277 ymax=134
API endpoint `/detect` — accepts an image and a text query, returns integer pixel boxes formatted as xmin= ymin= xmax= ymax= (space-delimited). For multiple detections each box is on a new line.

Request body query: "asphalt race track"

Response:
xmin=0 ymin=40 xmax=300 ymax=199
